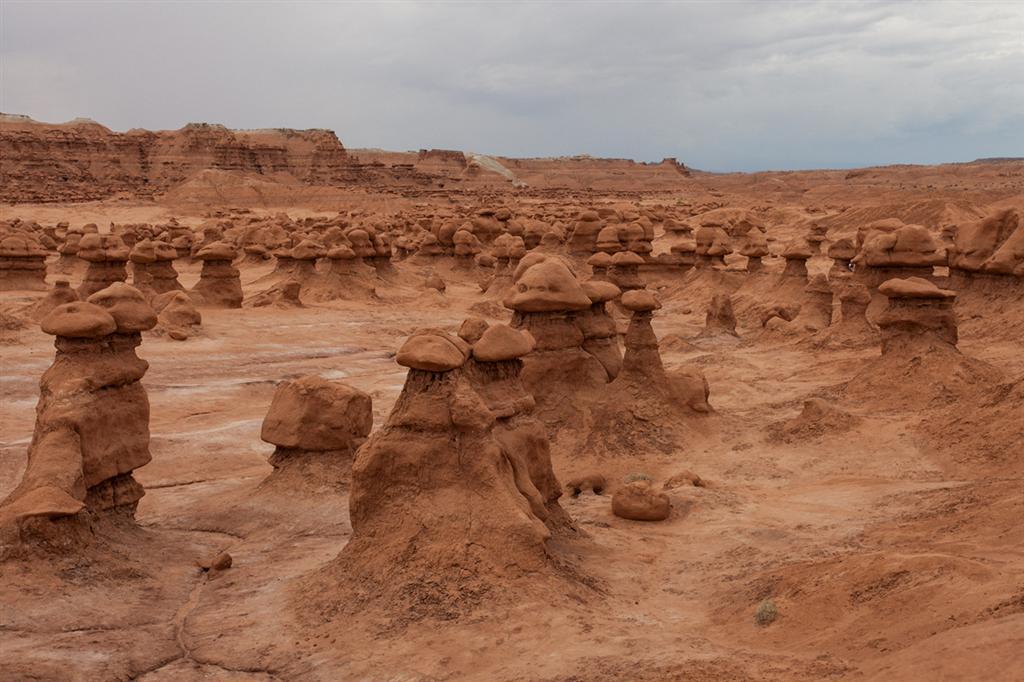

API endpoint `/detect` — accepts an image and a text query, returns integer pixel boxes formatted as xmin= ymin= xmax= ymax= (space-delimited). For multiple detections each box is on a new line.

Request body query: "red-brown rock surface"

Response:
xmin=0 ymin=116 xmax=352 ymax=203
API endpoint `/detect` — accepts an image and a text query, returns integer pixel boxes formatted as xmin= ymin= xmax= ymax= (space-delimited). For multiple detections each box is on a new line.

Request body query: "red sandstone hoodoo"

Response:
xmin=0 ymin=283 xmax=157 ymax=536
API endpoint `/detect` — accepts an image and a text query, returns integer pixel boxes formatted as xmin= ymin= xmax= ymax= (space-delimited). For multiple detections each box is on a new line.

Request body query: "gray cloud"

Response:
xmin=2 ymin=0 xmax=1022 ymax=171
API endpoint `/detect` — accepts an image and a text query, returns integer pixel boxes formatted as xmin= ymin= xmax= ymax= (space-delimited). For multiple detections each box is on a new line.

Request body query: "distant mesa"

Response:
xmin=0 ymin=113 xmax=693 ymax=203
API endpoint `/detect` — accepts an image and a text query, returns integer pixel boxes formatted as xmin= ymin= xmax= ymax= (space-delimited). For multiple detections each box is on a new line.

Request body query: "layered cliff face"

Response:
xmin=1 ymin=114 xmax=698 ymax=203
xmin=0 ymin=115 xmax=353 ymax=203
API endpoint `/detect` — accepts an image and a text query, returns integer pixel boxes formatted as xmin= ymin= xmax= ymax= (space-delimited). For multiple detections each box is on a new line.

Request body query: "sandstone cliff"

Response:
xmin=1 ymin=114 xmax=697 ymax=203
xmin=0 ymin=115 xmax=354 ymax=203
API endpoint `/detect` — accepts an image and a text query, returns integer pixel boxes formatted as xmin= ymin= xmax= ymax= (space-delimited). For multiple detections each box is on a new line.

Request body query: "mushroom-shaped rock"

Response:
xmin=506 ymin=259 xmax=592 ymax=312
xmin=582 ymin=280 xmax=621 ymax=304
xmin=783 ymin=240 xmax=813 ymax=260
xmin=595 ymin=225 xmax=624 ymax=254
xmin=861 ymin=224 xmax=945 ymax=268
xmin=87 ymin=283 xmax=158 ymax=333
xmin=587 ymin=251 xmax=613 ymax=280
xmin=130 ymin=238 xmax=183 ymax=294
xmin=782 ymin=240 xmax=813 ymax=278
xmin=621 ymin=289 xmax=660 ymax=312
xmin=191 ymin=241 xmax=243 ymax=308
xmin=740 ymin=231 xmax=769 ymax=273
xmin=609 ymin=250 xmax=646 ymax=291
xmin=878 ymin=276 xmax=956 ymax=300
xmin=611 ymin=250 xmax=644 ymax=266
xmin=40 ymin=302 xmax=117 ymax=339
xmin=0 ymin=234 xmax=49 ymax=291
xmin=129 ymin=240 xmax=158 ymax=264
xmin=568 ymin=210 xmax=603 ymax=253
xmin=472 ymin=325 xmax=536 ymax=362
xmin=76 ymin=234 xmax=131 ymax=297
xmin=0 ymin=234 xmax=47 ymax=258
xmin=828 ymin=238 xmax=858 ymax=276
xmin=195 ymin=241 xmax=237 ymax=261
xmin=396 ymin=331 xmax=469 ymax=372
xmin=612 ymin=481 xmax=671 ymax=521
xmin=695 ymin=226 xmax=732 ymax=266
xmin=77 ymin=233 xmax=130 ymax=262
xmin=876 ymin=277 xmax=959 ymax=351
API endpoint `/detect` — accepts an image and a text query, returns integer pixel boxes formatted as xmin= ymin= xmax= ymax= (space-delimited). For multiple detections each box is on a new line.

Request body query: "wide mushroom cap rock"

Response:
xmin=0 ymin=234 xmax=47 ymax=257
xmin=586 ymin=252 xmax=613 ymax=269
xmin=154 ymin=241 xmax=178 ymax=260
xmin=472 ymin=325 xmax=536 ymax=362
xmin=596 ymin=225 xmax=623 ymax=250
xmin=695 ymin=226 xmax=732 ymax=256
xmin=860 ymin=224 xmax=945 ymax=267
xmin=129 ymin=239 xmax=158 ymax=264
xmin=396 ymin=330 xmax=469 ymax=372
xmin=783 ymin=240 xmax=813 ymax=259
xmin=87 ymin=282 xmax=158 ymax=333
xmin=512 ymin=250 xmax=575 ymax=281
xmin=40 ymin=301 xmax=118 ymax=338
xmin=77 ymin=233 xmax=130 ymax=261
xmin=878 ymin=276 xmax=957 ymax=300
xmin=582 ymin=280 xmax=621 ymax=303
xmin=621 ymin=289 xmax=661 ymax=312
xmin=195 ymin=241 xmax=238 ymax=261
xmin=506 ymin=259 xmax=592 ymax=312
xmin=610 ymin=250 xmax=644 ymax=266
xmin=857 ymin=217 xmax=906 ymax=249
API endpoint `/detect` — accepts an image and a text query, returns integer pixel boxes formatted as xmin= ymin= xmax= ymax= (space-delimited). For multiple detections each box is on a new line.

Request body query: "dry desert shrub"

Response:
xmin=755 ymin=599 xmax=778 ymax=626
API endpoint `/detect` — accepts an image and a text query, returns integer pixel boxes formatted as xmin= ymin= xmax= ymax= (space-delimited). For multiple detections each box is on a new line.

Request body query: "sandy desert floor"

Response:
xmin=1 ymin=179 xmax=1023 ymax=682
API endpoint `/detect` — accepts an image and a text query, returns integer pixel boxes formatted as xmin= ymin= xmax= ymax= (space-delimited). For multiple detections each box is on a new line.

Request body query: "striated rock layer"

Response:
xmin=0 ymin=117 xmax=352 ymax=203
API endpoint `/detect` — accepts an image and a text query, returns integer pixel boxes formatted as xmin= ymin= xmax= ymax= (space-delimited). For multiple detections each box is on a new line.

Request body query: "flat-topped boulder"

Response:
xmin=260 ymin=376 xmax=372 ymax=485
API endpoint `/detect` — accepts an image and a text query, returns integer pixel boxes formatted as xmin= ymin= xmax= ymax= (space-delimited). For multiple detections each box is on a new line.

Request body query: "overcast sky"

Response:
xmin=2 ymin=1 xmax=1022 ymax=171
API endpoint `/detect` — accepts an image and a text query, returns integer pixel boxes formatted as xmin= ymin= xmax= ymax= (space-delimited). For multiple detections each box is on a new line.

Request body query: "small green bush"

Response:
xmin=623 ymin=472 xmax=652 ymax=483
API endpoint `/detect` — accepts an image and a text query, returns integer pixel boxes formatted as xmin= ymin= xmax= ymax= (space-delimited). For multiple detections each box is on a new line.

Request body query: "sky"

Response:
xmin=2 ymin=1 xmax=1022 ymax=172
